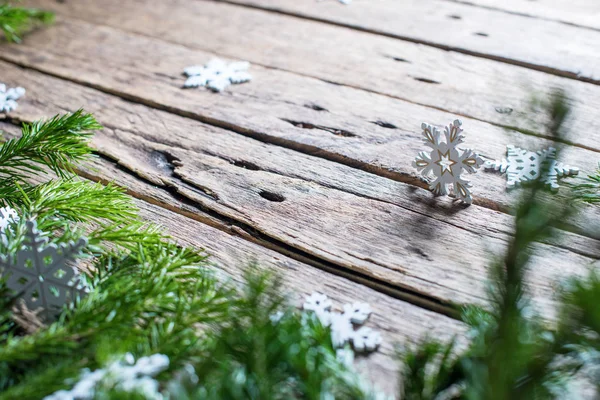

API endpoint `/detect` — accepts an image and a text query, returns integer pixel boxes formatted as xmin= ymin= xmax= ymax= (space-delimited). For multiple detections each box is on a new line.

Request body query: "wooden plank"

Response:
xmin=0 ymin=122 xmax=465 ymax=395
xmin=2 ymin=19 xmax=600 ymax=238
xmin=207 ymin=0 xmax=600 ymax=82
xmin=448 ymin=0 xmax=600 ymax=31
xmin=2 ymin=64 xmax=598 ymax=321
xmin=16 ymin=2 xmax=600 ymax=156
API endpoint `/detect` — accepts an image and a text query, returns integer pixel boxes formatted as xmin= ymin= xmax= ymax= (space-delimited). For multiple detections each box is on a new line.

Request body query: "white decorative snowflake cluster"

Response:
xmin=0 ymin=206 xmax=19 ymax=244
xmin=0 ymin=83 xmax=25 ymax=112
xmin=413 ymin=119 xmax=484 ymax=204
xmin=303 ymin=292 xmax=382 ymax=353
xmin=183 ymin=59 xmax=252 ymax=92
xmin=0 ymin=220 xmax=88 ymax=321
xmin=485 ymin=145 xmax=579 ymax=191
xmin=44 ymin=353 xmax=170 ymax=400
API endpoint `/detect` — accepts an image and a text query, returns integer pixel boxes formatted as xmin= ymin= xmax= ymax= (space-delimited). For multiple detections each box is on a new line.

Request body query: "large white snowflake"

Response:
xmin=0 ymin=83 xmax=25 ymax=113
xmin=0 ymin=220 xmax=88 ymax=321
xmin=485 ymin=145 xmax=579 ymax=191
xmin=183 ymin=59 xmax=252 ymax=92
xmin=303 ymin=292 xmax=382 ymax=354
xmin=412 ymin=119 xmax=484 ymax=204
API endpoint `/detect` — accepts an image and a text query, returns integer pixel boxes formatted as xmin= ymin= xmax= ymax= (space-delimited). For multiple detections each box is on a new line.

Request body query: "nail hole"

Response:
xmin=231 ymin=159 xmax=261 ymax=171
xmin=413 ymin=77 xmax=441 ymax=84
xmin=304 ymin=103 xmax=328 ymax=112
xmin=495 ymin=107 xmax=513 ymax=115
xmin=474 ymin=32 xmax=489 ymax=37
xmin=259 ymin=191 xmax=285 ymax=202
xmin=371 ymin=120 xmax=397 ymax=129
xmin=448 ymin=14 xmax=461 ymax=20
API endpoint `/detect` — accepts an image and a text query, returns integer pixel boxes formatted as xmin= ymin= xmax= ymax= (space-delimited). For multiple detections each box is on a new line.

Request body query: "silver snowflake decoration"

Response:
xmin=413 ymin=119 xmax=484 ymax=204
xmin=0 ymin=83 xmax=25 ymax=113
xmin=0 ymin=220 xmax=88 ymax=321
xmin=303 ymin=292 xmax=382 ymax=354
xmin=485 ymin=145 xmax=579 ymax=192
xmin=183 ymin=59 xmax=252 ymax=92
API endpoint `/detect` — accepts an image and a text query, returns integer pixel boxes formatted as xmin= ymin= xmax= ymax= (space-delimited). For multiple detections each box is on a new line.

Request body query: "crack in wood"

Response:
xmin=280 ymin=118 xmax=357 ymax=137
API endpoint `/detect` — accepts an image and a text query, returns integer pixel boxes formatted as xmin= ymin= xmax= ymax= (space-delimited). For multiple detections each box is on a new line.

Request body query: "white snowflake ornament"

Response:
xmin=302 ymin=292 xmax=381 ymax=355
xmin=183 ymin=59 xmax=252 ymax=92
xmin=413 ymin=120 xmax=484 ymax=204
xmin=0 ymin=83 xmax=25 ymax=113
xmin=485 ymin=145 xmax=579 ymax=192
xmin=0 ymin=220 xmax=88 ymax=321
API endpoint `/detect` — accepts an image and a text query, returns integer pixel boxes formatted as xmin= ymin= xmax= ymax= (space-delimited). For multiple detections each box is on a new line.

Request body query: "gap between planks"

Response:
xmin=203 ymin=0 xmax=600 ymax=84
xmin=1 ymin=64 xmax=598 ymax=324
xmin=442 ymin=0 xmax=600 ymax=32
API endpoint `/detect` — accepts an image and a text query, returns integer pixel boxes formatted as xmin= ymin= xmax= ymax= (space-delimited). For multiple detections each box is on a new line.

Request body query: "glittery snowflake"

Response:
xmin=303 ymin=292 xmax=382 ymax=354
xmin=0 ymin=83 xmax=25 ymax=113
xmin=485 ymin=145 xmax=579 ymax=192
xmin=0 ymin=220 xmax=88 ymax=321
xmin=183 ymin=59 xmax=252 ymax=92
xmin=412 ymin=119 xmax=484 ymax=204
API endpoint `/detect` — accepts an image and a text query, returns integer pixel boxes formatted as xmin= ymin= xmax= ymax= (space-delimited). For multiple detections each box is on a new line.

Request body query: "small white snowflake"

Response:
xmin=183 ymin=59 xmax=252 ymax=92
xmin=302 ymin=292 xmax=381 ymax=355
xmin=0 ymin=220 xmax=88 ymax=321
xmin=0 ymin=83 xmax=25 ymax=113
xmin=413 ymin=119 xmax=484 ymax=204
xmin=485 ymin=145 xmax=579 ymax=192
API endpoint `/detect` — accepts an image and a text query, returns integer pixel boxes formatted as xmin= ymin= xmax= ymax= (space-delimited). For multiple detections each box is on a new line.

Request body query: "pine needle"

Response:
xmin=0 ymin=2 xmax=53 ymax=43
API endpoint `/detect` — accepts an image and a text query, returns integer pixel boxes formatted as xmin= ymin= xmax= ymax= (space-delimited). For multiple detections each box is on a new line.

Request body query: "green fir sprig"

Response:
xmin=0 ymin=2 xmax=53 ymax=43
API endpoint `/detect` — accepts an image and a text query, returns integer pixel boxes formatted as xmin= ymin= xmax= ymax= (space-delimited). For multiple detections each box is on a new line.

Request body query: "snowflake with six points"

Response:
xmin=0 ymin=82 xmax=25 ymax=113
xmin=485 ymin=145 xmax=579 ymax=192
xmin=412 ymin=119 xmax=484 ymax=204
xmin=0 ymin=220 xmax=88 ymax=322
xmin=183 ymin=59 xmax=252 ymax=92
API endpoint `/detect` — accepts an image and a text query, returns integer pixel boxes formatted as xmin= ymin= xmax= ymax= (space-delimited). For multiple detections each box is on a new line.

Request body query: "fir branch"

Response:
xmin=572 ymin=165 xmax=600 ymax=204
xmin=0 ymin=2 xmax=53 ymax=43
xmin=0 ymin=110 xmax=100 ymax=189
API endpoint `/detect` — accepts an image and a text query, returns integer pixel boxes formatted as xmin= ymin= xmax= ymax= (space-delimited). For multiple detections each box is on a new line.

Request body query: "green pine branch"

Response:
xmin=572 ymin=165 xmax=600 ymax=204
xmin=0 ymin=2 xmax=53 ymax=43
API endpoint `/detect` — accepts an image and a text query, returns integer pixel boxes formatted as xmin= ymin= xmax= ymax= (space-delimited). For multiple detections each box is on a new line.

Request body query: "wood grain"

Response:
xmin=0 ymin=122 xmax=467 ymax=396
xmin=208 ymin=0 xmax=600 ymax=82
xmin=2 ymin=19 xmax=600 ymax=239
xmin=15 ymin=1 xmax=600 ymax=154
xmin=2 ymin=64 xmax=598 ymax=321
xmin=448 ymin=0 xmax=600 ymax=31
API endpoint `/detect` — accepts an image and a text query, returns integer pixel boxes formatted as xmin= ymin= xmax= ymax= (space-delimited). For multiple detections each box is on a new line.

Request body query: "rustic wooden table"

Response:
xmin=1 ymin=0 xmax=599 ymax=394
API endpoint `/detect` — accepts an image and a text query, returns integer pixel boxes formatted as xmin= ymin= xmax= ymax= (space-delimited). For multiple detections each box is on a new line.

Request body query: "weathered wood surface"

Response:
xmin=0 ymin=122 xmax=466 ymax=395
xmin=3 ymin=19 xmax=600 ymax=243
xmin=2 ymin=63 xmax=598 ymax=322
xmin=20 ymin=0 xmax=600 ymax=154
xmin=449 ymin=0 xmax=600 ymax=30
xmin=199 ymin=0 xmax=600 ymax=82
